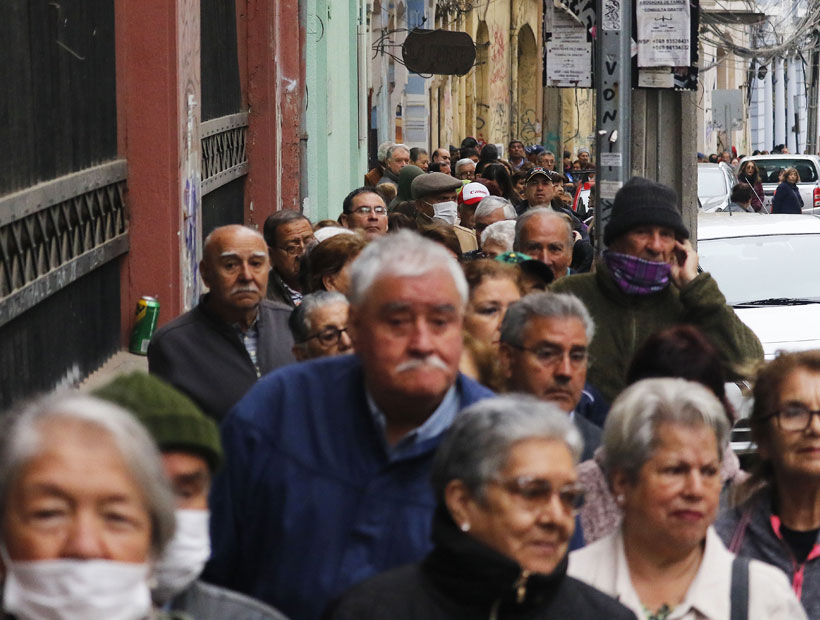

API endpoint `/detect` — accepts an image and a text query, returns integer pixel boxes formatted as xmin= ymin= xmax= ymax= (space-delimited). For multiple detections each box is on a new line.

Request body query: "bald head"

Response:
xmin=514 ymin=209 xmax=574 ymax=280
xmin=200 ymin=225 xmax=270 ymax=325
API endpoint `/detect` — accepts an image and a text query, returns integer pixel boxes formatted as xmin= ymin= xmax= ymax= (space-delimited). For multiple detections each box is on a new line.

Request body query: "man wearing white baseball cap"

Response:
xmin=457 ymin=182 xmax=490 ymax=229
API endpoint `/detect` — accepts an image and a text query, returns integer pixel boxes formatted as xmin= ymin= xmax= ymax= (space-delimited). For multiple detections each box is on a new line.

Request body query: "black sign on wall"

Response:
xmin=402 ymin=29 xmax=477 ymax=76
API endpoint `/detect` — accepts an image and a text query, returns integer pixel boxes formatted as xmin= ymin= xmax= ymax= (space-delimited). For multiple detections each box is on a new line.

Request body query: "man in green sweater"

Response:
xmin=552 ymin=177 xmax=763 ymax=404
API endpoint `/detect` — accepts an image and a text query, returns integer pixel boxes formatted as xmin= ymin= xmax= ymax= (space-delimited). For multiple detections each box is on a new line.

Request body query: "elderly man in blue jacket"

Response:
xmin=203 ymin=230 xmax=494 ymax=619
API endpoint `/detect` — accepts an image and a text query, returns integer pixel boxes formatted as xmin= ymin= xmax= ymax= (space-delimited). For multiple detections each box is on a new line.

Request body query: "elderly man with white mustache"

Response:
xmin=148 ymin=224 xmax=296 ymax=421
xmin=203 ymin=230 xmax=494 ymax=620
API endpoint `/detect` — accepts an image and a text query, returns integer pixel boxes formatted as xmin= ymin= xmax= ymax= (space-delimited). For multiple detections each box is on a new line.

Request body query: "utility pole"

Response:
xmin=593 ymin=0 xmax=631 ymax=253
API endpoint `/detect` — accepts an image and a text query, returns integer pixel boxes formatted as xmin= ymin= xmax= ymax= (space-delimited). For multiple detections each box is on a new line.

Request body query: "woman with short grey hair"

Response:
xmin=328 ymin=395 xmax=637 ymax=620
xmin=0 ymin=392 xmax=178 ymax=620
xmin=570 ymin=378 xmax=805 ymax=620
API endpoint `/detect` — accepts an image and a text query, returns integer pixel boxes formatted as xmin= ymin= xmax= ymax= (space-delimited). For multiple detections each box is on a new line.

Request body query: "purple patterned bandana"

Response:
xmin=603 ymin=250 xmax=671 ymax=295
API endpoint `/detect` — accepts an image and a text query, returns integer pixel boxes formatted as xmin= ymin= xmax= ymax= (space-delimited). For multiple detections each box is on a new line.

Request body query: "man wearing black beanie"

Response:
xmin=552 ymin=177 xmax=763 ymax=404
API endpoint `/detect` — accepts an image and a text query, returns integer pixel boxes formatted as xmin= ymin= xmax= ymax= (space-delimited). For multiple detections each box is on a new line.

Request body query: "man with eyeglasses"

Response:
xmin=339 ymin=188 xmax=388 ymax=240
xmin=499 ymin=291 xmax=602 ymax=461
xmin=263 ymin=210 xmax=317 ymax=307
xmin=289 ymin=291 xmax=353 ymax=360
xmin=148 ymin=225 xmax=296 ymax=420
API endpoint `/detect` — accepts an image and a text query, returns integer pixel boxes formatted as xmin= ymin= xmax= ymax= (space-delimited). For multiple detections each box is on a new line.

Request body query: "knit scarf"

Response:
xmin=603 ymin=250 xmax=671 ymax=295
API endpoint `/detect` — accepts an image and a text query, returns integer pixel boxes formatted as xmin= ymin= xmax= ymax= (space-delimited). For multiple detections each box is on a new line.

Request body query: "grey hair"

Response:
xmin=602 ymin=378 xmax=730 ymax=483
xmin=474 ymin=196 xmax=516 ymax=220
xmin=0 ymin=393 xmax=176 ymax=557
xmin=385 ymin=143 xmax=410 ymax=162
xmin=455 ymin=158 xmax=475 ymax=174
xmin=481 ymin=220 xmax=516 ymax=252
xmin=289 ymin=290 xmax=349 ymax=344
xmin=349 ymin=230 xmax=468 ymax=307
xmin=500 ymin=292 xmax=595 ymax=346
xmin=431 ymin=394 xmax=583 ymax=502
xmin=543 ymin=150 xmax=555 ymax=158
xmin=377 ymin=141 xmax=394 ymax=162
xmin=513 ymin=208 xmax=574 ymax=251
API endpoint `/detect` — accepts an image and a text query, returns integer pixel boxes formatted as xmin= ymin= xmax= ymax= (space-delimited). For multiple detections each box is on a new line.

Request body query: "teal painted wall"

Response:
xmin=303 ymin=0 xmax=367 ymax=221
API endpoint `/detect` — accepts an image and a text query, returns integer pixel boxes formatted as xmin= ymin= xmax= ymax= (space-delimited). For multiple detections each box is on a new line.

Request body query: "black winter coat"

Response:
xmin=772 ymin=181 xmax=803 ymax=214
xmin=326 ymin=506 xmax=636 ymax=620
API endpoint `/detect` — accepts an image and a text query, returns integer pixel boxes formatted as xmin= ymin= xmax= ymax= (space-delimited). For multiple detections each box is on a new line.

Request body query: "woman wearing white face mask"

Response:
xmin=92 ymin=371 xmax=288 ymax=620
xmin=0 ymin=393 xmax=177 ymax=620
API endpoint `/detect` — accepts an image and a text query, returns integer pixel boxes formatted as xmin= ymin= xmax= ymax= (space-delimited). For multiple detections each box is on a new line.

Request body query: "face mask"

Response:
xmin=152 ymin=509 xmax=211 ymax=603
xmin=2 ymin=551 xmax=152 ymax=620
xmin=429 ymin=200 xmax=459 ymax=226
xmin=603 ymin=250 xmax=671 ymax=295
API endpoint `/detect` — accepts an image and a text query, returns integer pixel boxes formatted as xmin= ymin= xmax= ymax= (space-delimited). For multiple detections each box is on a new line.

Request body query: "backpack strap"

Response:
xmin=730 ymin=555 xmax=750 ymax=620
xmin=729 ymin=505 xmax=754 ymax=553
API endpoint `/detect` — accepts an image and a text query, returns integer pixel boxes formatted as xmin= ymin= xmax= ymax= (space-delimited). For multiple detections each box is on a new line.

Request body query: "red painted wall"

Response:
xmin=116 ymin=0 xmax=184 ymax=336
xmin=244 ymin=0 xmax=304 ymax=226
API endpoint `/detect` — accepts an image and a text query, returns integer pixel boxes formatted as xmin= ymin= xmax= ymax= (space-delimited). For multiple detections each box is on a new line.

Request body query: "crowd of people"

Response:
xmin=3 ymin=137 xmax=820 ymax=620
xmin=698 ymin=145 xmax=808 ymax=214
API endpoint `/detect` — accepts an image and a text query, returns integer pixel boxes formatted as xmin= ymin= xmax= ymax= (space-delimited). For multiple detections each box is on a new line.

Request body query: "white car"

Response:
xmin=697 ymin=162 xmax=735 ymax=212
xmin=698 ymin=212 xmax=820 ymax=358
xmin=699 ymin=212 xmax=820 ymax=449
xmin=738 ymin=154 xmax=820 ymax=213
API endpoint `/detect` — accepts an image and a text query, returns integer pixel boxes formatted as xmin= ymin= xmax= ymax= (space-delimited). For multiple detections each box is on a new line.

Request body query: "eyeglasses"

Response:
xmin=507 ymin=344 xmax=588 ymax=368
xmin=277 ymin=237 xmax=316 ymax=256
xmin=767 ymin=404 xmax=820 ymax=432
xmin=304 ymin=325 xmax=349 ymax=347
xmin=348 ymin=206 xmax=387 ymax=216
xmin=491 ymin=476 xmax=585 ymax=512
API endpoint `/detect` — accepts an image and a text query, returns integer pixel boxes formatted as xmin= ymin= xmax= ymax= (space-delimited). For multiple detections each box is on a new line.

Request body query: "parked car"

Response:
xmin=697 ymin=162 xmax=735 ymax=211
xmin=738 ymin=154 xmax=820 ymax=213
xmin=698 ymin=212 xmax=820 ymax=457
xmin=698 ymin=212 xmax=820 ymax=357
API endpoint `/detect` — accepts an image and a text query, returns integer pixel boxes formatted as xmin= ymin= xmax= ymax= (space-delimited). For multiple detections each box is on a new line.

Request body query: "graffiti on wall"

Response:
xmin=518 ymin=109 xmax=541 ymax=145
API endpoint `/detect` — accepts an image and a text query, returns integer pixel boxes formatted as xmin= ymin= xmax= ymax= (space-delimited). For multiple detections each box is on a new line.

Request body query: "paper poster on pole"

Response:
xmin=636 ymin=0 xmax=690 ymax=67
xmin=552 ymin=10 xmax=588 ymax=44
xmin=546 ymin=42 xmax=592 ymax=87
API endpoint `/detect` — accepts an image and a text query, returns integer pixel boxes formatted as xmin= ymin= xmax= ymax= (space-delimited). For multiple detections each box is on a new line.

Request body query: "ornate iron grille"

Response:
xmin=0 ymin=161 xmax=128 ymax=328
xmin=201 ymin=112 xmax=249 ymax=195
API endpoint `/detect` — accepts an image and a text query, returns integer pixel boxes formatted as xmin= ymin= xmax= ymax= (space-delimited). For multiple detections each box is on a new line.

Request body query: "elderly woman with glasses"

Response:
xmin=0 ymin=393 xmax=179 ymax=620
xmin=327 ymin=395 xmax=636 ymax=619
xmin=716 ymin=350 xmax=820 ymax=618
xmin=570 ymin=378 xmax=805 ymax=620
xmin=289 ymin=291 xmax=353 ymax=361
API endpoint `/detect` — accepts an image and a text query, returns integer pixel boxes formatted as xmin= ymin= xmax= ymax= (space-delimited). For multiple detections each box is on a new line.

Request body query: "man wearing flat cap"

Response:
xmin=412 ymin=172 xmax=478 ymax=252
xmin=552 ymin=176 xmax=763 ymax=403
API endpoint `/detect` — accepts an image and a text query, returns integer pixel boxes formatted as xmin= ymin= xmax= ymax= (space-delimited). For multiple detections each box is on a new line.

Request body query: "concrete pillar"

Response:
xmin=751 ymin=75 xmax=764 ymax=151
xmin=631 ymin=89 xmax=698 ymax=247
xmin=775 ymin=58 xmax=786 ymax=148
xmin=797 ymin=58 xmax=808 ymax=153
xmin=787 ymin=58 xmax=798 ymax=153
xmin=764 ymin=68 xmax=774 ymax=150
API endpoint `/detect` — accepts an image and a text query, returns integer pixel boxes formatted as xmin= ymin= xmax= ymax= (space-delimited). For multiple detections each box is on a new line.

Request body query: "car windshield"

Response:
xmin=752 ymin=159 xmax=818 ymax=184
xmin=698 ymin=167 xmax=728 ymax=199
xmin=699 ymin=233 xmax=820 ymax=305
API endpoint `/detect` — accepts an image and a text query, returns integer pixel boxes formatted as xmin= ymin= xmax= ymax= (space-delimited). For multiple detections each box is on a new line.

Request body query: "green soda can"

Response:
xmin=129 ymin=296 xmax=160 ymax=355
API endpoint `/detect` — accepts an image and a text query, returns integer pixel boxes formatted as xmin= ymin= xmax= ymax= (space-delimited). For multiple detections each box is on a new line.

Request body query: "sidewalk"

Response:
xmin=78 ymin=349 xmax=148 ymax=392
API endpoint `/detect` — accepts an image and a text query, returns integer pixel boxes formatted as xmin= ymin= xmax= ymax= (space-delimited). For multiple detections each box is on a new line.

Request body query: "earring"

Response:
xmin=460 ymin=522 xmax=471 ymax=532
xmin=616 ymin=494 xmax=625 ymax=506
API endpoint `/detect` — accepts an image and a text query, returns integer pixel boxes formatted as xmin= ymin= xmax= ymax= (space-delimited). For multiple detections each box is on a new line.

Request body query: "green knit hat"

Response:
xmin=93 ymin=372 xmax=223 ymax=471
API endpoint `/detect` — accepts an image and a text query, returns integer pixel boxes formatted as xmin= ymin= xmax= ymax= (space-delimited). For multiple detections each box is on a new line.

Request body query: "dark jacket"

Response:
xmin=772 ymin=181 xmax=803 ymax=214
xmin=147 ymin=295 xmax=295 ymax=421
xmin=715 ymin=486 xmax=820 ymax=618
xmin=266 ymin=269 xmax=298 ymax=308
xmin=551 ymin=259 xmax=764 ymax=404
xmin=171 ymin=580 xmax=288 ymax=620
xmin=327 ymin=506 xmax=636 ymax=620
xmin=574 ymin=413 xmax=601 ymax=462
xmin=737 ymin=175 xmax=765 ymax=212
xmin=203 ymin=355 xmax=494 ymax=620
